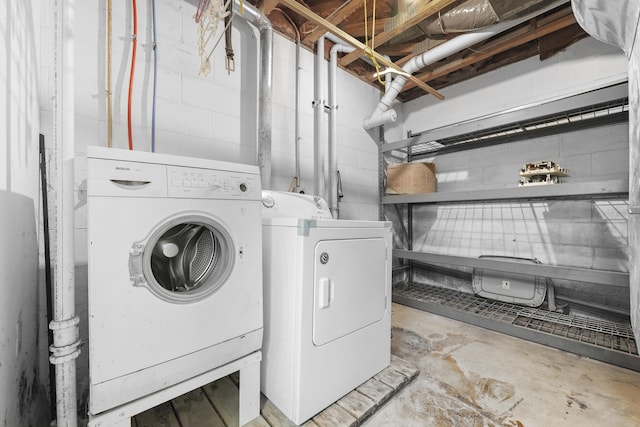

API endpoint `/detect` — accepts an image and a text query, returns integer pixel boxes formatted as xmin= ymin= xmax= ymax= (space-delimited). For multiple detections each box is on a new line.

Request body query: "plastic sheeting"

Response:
xmin=572 ymin=0 xmax=640 ymax=346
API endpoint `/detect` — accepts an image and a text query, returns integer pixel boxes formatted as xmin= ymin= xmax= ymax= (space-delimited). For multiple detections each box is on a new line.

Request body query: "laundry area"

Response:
xmin=2 ymin=1 xmax=640 ymax=427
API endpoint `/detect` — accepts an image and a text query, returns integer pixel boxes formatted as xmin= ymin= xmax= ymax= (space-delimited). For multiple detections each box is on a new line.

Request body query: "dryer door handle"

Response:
xmin=318 ymin=277 xmax=333 ymax=309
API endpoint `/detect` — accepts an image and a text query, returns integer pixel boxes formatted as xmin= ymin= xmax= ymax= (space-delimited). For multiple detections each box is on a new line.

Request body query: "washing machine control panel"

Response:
xmin=167 ymin=165 xmax=260 ymax=199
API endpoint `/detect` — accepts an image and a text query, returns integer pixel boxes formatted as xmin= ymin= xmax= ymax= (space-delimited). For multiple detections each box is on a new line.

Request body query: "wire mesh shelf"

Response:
xmin=393 ymin=282 xmax=638 ymax=356
xmin=405 ymin=97 xmax=629 ymax=158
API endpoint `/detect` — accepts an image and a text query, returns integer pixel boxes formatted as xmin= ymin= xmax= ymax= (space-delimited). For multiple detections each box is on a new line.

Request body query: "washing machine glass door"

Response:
xmin=129 ymin=214 xmax=235 ymax=303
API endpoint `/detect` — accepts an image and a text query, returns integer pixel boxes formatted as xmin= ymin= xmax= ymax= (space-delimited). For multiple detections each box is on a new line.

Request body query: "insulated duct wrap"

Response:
xmin=572 ymin=0 xmax=640 ymax=347
xmin=393 ymin=0 xmax=557 ymax=43
xmin=419 ymin=0 xmax=500 ymax=35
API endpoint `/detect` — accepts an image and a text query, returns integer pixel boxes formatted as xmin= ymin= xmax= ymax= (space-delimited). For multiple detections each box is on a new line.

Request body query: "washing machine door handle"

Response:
xmin=129 ymin=242 xmax=146 ymax=286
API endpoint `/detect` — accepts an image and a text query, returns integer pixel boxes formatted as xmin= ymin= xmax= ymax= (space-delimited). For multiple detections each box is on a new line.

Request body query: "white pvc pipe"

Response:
xmin=51 ymin=1 xmax=80 ymax=426
xmin=362 ymin=109 xmax=398 ymax=130
xmin=314 ymin=36 xmax=326 ymax=198
xmin=329 ymin=42 xmax=355 ymax=218
xmin=294 ymin=37 xmax=301 ymax=190
xmin=363 ymin=0 xmax=568 ymax=129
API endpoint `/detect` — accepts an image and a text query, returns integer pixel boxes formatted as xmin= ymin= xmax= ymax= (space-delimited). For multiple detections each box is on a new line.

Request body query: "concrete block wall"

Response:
xmin=37 ymin=0 xmax=383 ymax=409
xmin=389 ymin=37 xmax=630 ymax=312
xmin=422 ymin=123 xmax=629 ymax=193
xmin=1 ymin=1 xmax=51 ymax=426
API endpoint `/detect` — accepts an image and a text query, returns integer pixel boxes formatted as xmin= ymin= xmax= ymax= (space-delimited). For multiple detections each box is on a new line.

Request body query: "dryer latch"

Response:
xmin=129 ymin=242 xmax=146 ymax=286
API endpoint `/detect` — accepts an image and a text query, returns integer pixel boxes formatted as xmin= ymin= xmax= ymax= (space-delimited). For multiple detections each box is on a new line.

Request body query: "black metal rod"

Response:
xmin=39 ymin=134 xmax=56 ymax=417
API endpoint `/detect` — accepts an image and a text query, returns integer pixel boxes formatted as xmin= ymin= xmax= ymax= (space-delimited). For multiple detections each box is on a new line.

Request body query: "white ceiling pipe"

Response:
xmin=51 ymin=1 xmax=81 ymax=426
xmin=363 ymin=0 xmax=568 ymax=130
xmin=329 ymin=42 xmax=355 ymax=218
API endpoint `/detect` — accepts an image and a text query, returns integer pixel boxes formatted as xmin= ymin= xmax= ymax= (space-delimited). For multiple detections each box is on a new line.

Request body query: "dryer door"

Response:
xmin=312 ymin=237 xmax=388 ymax=346
xmin=129 ymin=213 xmax=235 ymax=303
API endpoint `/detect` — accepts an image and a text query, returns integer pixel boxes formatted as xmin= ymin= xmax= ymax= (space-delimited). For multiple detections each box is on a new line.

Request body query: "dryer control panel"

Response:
xmin=167 ymin=165 xmax=261 ymax=200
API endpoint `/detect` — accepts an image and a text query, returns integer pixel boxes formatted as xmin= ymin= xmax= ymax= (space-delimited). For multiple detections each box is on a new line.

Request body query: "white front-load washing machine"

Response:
xmin=260 ymin=191 xmax=392 ymax=425
xmin=87 ymin=147 xmax=263 ymax=415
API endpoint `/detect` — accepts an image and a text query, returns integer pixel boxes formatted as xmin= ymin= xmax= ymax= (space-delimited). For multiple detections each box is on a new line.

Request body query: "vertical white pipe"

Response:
xmin=51 ymin=0 xmax=80 ymax=426
xmin=233 ymin=0 xmax=273 ymax=189
xmin=294 ymin=37 xmax=301 ymax=189
xmin=329 ymin=42 xmax=354 ymax=218
xmin=314 ymin=36 xmax=325 ymax=198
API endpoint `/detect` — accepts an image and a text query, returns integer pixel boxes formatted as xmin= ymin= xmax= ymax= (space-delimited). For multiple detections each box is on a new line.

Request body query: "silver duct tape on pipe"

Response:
xmin=234 ymin=0 xmax=273 ymax=189
xmin=363 ymin=0 xmax=568 ymax=129
xmin=572 ymin=0 xmax=640 ymax=347
xmin=329 ymin=42 xmax=355 ymax=218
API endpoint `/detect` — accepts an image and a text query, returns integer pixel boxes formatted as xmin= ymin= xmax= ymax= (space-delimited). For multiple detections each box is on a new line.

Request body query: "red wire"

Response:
xmin=128 ymin=0 xmax=138 ymax=150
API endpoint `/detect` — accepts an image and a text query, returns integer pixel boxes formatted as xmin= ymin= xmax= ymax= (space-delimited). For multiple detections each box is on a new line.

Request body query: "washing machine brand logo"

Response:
xmin=320 ymin=252 xmax=329 ymax=264
xmin=115 ymin=166 xmax=131 ymax=171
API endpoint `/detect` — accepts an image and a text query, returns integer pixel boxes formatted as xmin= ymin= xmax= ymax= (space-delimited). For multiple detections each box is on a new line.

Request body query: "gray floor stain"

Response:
xmin=386 ymin=327 xmax=522 ymax=427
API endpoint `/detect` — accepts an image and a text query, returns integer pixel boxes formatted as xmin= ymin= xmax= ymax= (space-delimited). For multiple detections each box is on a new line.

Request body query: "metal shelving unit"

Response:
xmin=383 ymin=179 xmax=628 ymax=205
xmin=382 ymin=83 xmax=634 ymax=368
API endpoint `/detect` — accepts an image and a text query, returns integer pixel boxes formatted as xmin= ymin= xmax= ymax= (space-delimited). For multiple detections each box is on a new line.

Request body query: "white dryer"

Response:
xmin=87 ymin=147 xmax=263 ymax=415
xmin=260 ymin=191 xmax=392 ymax=425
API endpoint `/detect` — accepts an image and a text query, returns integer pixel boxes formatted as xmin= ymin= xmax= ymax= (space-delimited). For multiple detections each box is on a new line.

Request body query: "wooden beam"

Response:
xmin=302 ymin=0 xmax=364 ymax=44
xmin=403 ymin=12 xmax=577 ymax=91
xmin=539 ymin=23 xmax=587 ymax=60
xmin=257 ymin=0 xmax=280 ymax=15
xmin=279 ymin=0 xmax=444 ymax=99
xmin=338 ymin=0 xmax=458 ymax=67
xmin=376 ymin=42 xmax=418 ymax=57
xmin=338 ymin=17 xmax=389 ymax=38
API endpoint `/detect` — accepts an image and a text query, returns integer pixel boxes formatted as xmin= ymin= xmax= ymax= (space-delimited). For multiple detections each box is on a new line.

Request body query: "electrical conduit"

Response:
xmin=128 ymin=0 xmax=138 ymax=150
xmin=151 ymin=0 xmax=158 ymax=152
xmin=51 ymin=1 xmax=80 ymax=426
xmin=362 ymin=0 xmax=568 ymax=129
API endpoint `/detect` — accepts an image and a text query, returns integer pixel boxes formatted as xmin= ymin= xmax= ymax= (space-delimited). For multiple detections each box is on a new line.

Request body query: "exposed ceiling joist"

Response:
xmin=302 ymin=0 xmax=364 ymax=44
xmin=339 ymin=17 xmax=389 ymax=38
xmin=257 ymin=0 xmax=280 ymax=15
xmin=252 ymin=0 xmax=589 ymax=104
xmin=403 ymin=7 xmax=577 ymax=91
xmin=279 ymin=0 xmax=445 ymax=99
xmin=338 ymin=0 xmax=459 ymax=67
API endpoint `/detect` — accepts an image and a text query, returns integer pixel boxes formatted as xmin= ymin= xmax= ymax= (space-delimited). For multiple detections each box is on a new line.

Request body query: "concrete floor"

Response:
xmin=363 ymin=303 xmax=640 ymax=427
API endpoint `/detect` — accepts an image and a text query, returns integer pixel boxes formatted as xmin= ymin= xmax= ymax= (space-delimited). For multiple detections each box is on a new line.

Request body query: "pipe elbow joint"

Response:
xmin=362 ymin=109 xmax=397 ymax=130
